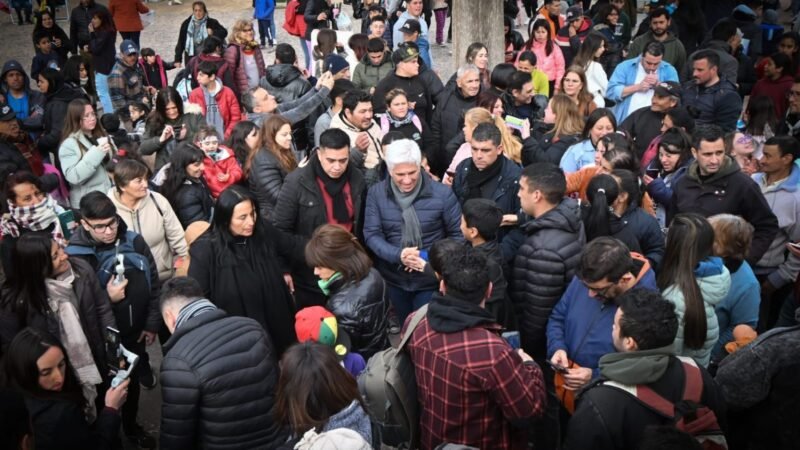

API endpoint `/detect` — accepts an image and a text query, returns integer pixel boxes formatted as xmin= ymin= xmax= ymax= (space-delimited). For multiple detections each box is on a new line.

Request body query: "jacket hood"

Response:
xmin=1 ymin=60 xmax=32 ymax=93
xmin=752 ymin=163 xmax=800 ymax=193
xmin=325 ymin=400 xmax=371 ymax=434
xmin=264 ymin=64 xmax=302 ymax=87
xmin=705 ymin=39 xmax=733 ymax=53
xmin=523 ymin=198 xmax=583 ymax=236
xmin=49 ymin=84 xmax=84 ymax=102
xmin=687 ymin=154 xmax=740 ymax=184
xmin=598 ymin=344 xmax=676 ymax=384
xmin=426 ymin=293 xmax=499 ymax=333
xmin=360 ymin=50 xmax=392 ymax=67
xmin=733 ymin=4 xmax=758 ymax=21
xmin=693 ymin=256 xmax=731 ymax=307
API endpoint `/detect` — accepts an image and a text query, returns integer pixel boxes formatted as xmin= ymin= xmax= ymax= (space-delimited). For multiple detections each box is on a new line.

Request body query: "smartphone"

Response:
xmin=419 ymin=250 xmax=429 ymax=262
xmin=172 ymin=124 xmax=183 ymax=135
xmin=547 ymin=360 xmax=569 ymax=374
xmin=645 ymin=168 xmax=659 ymax=178
xmin=502 ymin=331 xmax=521 ymax=350
xmin=104 ymin=327 xmax=125 ymax=373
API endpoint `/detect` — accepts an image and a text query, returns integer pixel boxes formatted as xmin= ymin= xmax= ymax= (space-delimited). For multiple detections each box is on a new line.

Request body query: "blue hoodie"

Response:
xmin=546 ymin=254 xmax=658 ymax=377
xmin=254 ymin=0 xmax=275 ymax=20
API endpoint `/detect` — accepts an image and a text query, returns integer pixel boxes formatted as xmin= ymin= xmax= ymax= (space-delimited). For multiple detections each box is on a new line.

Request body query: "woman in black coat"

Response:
xmin=36 ymin=68 xmax=87 ymax=161
xmin=305 ymin=224 xmax=390 ymax=359
xmin=188 ymin=185 xmax=304 ymax=356
xmin=3 ymin=328 xmax=128 ymax=450
xmin=32 ymin=9 xmax=72 ymax=66
xmin=160 ymin=142 xmax=214 ymax=229
xmin=174 ymin=1 xmax=228 ymax=64
xmin=304 ymin=0 xmax=337 ymax=48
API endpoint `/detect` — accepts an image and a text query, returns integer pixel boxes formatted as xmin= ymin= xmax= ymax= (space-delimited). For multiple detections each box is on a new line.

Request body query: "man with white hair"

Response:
xmin=429 ymin=64 xmax=482 ymax=177
xmin=363 ymin=139 xmax=463 ymax=321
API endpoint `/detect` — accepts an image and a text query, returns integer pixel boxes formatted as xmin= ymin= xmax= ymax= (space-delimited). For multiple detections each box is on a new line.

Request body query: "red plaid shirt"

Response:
xmin=406 ymin=315 xmax=546 ymax=449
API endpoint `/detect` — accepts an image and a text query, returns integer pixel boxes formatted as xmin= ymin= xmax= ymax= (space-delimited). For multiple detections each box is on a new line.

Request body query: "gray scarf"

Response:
xmin=186 ymin=15 xmax=209 ymax=57
xmin=175 ymin=298 xmax=217 ymax=330
xmin=389 ymin=176 xmax=423 ymax=248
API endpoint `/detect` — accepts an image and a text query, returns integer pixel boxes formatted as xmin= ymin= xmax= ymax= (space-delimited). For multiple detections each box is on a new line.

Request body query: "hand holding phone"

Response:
xmin=547 ymin=359 xmax=569 ymax=374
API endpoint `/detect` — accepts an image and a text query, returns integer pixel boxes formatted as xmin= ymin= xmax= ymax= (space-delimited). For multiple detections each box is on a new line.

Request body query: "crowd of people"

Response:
xmin=1 ymin=0 xmax=800 ymax=448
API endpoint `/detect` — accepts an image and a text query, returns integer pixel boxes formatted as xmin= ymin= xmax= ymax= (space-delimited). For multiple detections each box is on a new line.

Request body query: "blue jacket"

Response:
xmin=364 ymin=173 xmax=463 ymax=292
xmin=254 ymin=0 xmax=276 ymax=19
xmin=452 ymin=156 xmax=522 ymax=216
xmin=607 ymin=57 xmax=679 ymax=123
xmin=711 ymin=260 xmax=759 ymax=362
xmin=645 ymin=159 xmax=691 ymax=227
xmin=560 ymin=139 xmax=595 ymax=173
xmin=417 ymin=37 xmax=433 ymax=71
xmin=546 ymin=254 xmax=657 ymax=377
xmin=619 ymin=206 xmax=665 ymax=271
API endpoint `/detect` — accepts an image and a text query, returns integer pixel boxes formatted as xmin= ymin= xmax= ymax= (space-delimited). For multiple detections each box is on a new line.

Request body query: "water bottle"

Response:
xmin=113 ymin=254 xmax=125 ymax=285
xmin=736 ymin=119 xmax=746 ymax=132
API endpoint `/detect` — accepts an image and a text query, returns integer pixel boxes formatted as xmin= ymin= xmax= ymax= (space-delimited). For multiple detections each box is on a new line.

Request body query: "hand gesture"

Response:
xmin=160 ymin=125 xmax=174 ymax=143
xmin=106 ymin=278 xmax=128 ymax=303
xmin=138 ymin=330 xmax=156 ymax=346
xmin=53 ymin=38 xmax=62 ymax=47
xmin=315 ymin=71 xmax=335 ymax=90
xmin=355 ymin=132 xmax=370 ymax=151
xmin=207 ymin=27 xmax=214 ymax=36
xmin=551 ymin=349 xmax=569 ymax=367
xmin=317 ymin=12 xmax=328 ymax=21
xmin=563 ymin=367 xmax=593 ymax=390
xmin=105 ymin=378 xmax=129 ymax=410
xmin=217 ymin=172 xmax=230 ymax=182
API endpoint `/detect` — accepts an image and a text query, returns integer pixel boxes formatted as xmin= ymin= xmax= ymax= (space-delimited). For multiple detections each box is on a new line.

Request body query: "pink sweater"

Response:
xmin=523 ymin=40 xmax=565 ymax=87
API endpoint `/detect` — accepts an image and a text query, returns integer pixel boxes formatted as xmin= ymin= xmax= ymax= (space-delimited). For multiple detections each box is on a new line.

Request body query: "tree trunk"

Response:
xmin=452 ymin=0 xmax=505 ymax=74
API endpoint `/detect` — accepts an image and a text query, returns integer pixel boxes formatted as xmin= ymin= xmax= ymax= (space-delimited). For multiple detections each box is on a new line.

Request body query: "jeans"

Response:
xmin=257 ymin=16 xmax=276 ymax=46
xmin=120 ymin=31 xmax=141 ymax=48
xmin=386 ymin=285 xmax=434 ymax=323
xmin=433 ymin=8 xmax=447 ymax=44
xmin=95 ymin=72 xmax=113 ymax=115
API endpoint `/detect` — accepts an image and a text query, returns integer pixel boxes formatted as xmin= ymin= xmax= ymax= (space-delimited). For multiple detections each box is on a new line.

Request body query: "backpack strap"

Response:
xmin=677 ymin=357 xmax=703 ymax=403
xmin=398 ymin=304 xmax=429 ymax=351
xmin=149 ymin=192 xmax=164 ymax=218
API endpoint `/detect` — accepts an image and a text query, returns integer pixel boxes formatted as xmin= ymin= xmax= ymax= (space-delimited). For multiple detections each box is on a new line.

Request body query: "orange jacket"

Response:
xmin=109 ymin=0 xmax=149 ymax=33
xmin=566 ymin=166 xmax=656 ymax=215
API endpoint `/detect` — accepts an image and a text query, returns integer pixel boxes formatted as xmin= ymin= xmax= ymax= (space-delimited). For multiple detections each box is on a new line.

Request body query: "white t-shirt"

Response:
xmin=628 ymin=62 xmax=654 ymax=116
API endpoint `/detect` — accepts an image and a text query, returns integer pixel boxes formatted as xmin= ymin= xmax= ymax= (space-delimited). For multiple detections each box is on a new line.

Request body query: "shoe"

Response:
xmin=172 ymin=0 xmax=182 ymax=4
xmin=126 ymin=427 xmax=156 ymax=449
xmin=140 ymin=372 xmax=157 ymax=390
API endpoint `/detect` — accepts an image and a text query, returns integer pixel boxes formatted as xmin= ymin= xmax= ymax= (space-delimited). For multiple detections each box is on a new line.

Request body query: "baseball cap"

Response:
xmin=120 ymin=39 xmax=139 ymax=56
xmin=324 ymin=54 xmax=349 ymax=75
xmin=392 ymin=45 xmax=420 ymax=65
xmin=654 ymin=81 xmax=681 ymax=98
xmin=0 ymin=105 xmax=16 ymax=122
xmin=566 ymin=5 xmax=585 ymax=22
xmin=400 ymin=18 xmax=422 ymax=35
xmin=295 ymin=306 xmax=352 ymax=359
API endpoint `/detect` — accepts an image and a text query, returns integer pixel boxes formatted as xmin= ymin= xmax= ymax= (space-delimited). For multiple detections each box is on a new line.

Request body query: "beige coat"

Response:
xmin=108 ymin=188 xmax=188 ymax=281
xmin=329 ymin=112 xmax=384 ymax=170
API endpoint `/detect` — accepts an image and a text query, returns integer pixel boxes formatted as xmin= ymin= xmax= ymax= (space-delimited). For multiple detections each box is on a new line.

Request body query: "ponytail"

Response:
xmin=584 ymin=174 xmax=619 ymax=241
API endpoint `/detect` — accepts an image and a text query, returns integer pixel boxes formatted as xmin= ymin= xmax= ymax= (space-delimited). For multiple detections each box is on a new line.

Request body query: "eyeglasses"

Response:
xmin=86 ymin=217 xmax=118 ymax=232
xmin=582 ymin=279 xmax=617 ymax=299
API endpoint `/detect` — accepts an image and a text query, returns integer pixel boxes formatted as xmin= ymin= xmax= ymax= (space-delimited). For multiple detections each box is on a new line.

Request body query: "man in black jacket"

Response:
xmin=511 ymin=162 xmax=584 ymax=360
xmin=669 ymin=125 xmax=778 ymax=264
xmin=0 ymin=106 xmax=58 ymax=191
xmin=429 ymin=64 xmax=481 ymax=176
xmin=620 ymin=81 xmax=680 ymax=159
xmin=272 ymin=128 xmax=366 ymax=308
xmin=159 ymin=277 xmax=286 ymax=449
xmin=69 ymin=0 xmax=109 ymax=53
xmin=564 ymin=289 xmax=726 ymax=450
xmin=66 ymin=192 xmax=160 ymax=449
xmin=681 ymin=50 xmax=742 ymax=132
xmin=373 ymin=43 xmax=437 ymax=124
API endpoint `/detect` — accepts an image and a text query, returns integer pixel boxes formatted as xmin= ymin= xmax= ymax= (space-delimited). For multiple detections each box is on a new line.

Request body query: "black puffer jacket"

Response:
xmin=38 ymin=84 xmax=88 ymax=158
xmin=326 ymin=268 xmax=390 ymax=359
xmin=26 ymin=396 xmax=120 ymax=450
xmin=260 ymin=64 xmax=312 ymax=104
xmin=680 ymin=77 xmax=742 ymax=132
xmin=429 ymin=85 xmax=479 ymax=176
xmin=524 ymin=132 xmax=581 ymax=166
xmin=172 ymin=177 xmax=214 ymax=229
xmin=248 ymin=149 xmax=289 ymax=218
xmin=160 ymin=309 xmax=286 ymax=449
xmin=511 ymin=199 xmax=585 ymax=360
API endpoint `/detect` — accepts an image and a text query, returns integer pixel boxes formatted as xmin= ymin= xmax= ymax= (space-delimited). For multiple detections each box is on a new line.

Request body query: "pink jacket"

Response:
xmin=523 ymin=40 xmax=565 ymax=87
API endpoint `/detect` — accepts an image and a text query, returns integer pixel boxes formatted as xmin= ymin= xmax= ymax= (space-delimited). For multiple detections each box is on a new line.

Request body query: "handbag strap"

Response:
xmin=398 ymin=304 xmax=429 ymax=351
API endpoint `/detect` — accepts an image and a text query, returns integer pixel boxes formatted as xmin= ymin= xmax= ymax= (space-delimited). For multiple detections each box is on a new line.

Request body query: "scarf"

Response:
xmin=389 ymin=175 xmax=424 ymax=248
xmin=465 ymin=155 xmax=504 ymax=200
xmin=44 ymin=264 xmax=101 ymax=422
xmin=0 ymin=195 xmax=67 ymax=246
xmin=598 ymin=344 xmax=675 ymax=385
xmin=312 ymin=153 xmax=352 ymax=225
xmin=785 ymin=112 xmax=800 ymax=137
xmin=186 ymin=15 xmax=209 ymax=57
xmin=175 ymin=298 xmax=217 ymax=330
xmin=10 ymin=137 xmax=45 ymax=176
xmin=318 ymin=272 xmax=343 ymax=296
xmin=386 ymin=111 xmax=415 ymax=128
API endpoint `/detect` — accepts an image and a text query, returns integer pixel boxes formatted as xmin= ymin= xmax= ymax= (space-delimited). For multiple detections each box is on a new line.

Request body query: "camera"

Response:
xmin=105 ymin=327 xmax=139 ymax=388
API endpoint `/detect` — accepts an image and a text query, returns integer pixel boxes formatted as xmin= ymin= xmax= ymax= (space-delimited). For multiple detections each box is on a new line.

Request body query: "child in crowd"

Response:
xmin=367 ymin=13 xmax=387 ymax=44
xmin=194 ymin=125 xmax=243 ymax=198
xmin=460 ymin=198 xmax=514 ymax=329
xmin=138 ymin=47 xmax=181 ymax=94
xmin=516 ymin=50 xmax=550 ymax=97
xmin=379 ymin=88 xmax=427 ymax=152
xmin=31 ymin=32 xmax=60 ymax=81
xmin=127 ymin=101 xmax=150 ymax=143
xmin=100 ymin=113 xmax=135 ymax=153
xmin=188 ymin=60 xmax=241 ymax=139
xmin=295 ymin=306 xmax=366 ymax=378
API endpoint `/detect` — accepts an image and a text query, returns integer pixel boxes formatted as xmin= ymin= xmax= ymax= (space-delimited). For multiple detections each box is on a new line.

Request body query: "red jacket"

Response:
xmin=188 ymin=82 xmax=242 ymax=139
xmin=109 ymin=0 xmax=148 ymax=32
xmin=201 ymin=146 xmax=243 ymax=198
xmin=751 ymin=74 xmax=794 ymax=119
xmin=405 ymin=295 xmax=547 ymax=450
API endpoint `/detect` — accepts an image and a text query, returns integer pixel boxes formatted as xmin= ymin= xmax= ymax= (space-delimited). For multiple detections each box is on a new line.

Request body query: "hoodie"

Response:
xmin=555 ymin=17 xmax=593 ymax=66
xmin=0 ymin=60 xmax=45 ymax=132
xmin=352 ymin=50 xmax=394 ymax=93
xmin=39 ymin=81 xmax=87 ymax=157
xmin=259 ymin=63 xmax=312 ymax=104
xmin=751 ymin=74 xmax=794 ymax=119
xmin=662 ymin=256 xmax=731 ymax=367
xmin=628 ymin=31 xmax=688 ymax=74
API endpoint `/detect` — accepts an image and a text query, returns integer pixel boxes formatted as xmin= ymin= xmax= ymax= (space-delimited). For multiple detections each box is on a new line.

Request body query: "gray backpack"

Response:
xmin=358 ymin=305 xmax=428 ymax=449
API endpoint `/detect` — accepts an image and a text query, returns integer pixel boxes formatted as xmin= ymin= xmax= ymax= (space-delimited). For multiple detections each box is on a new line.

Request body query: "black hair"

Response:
xmin=381 ymin=130 xmax=406 ymax=146
xmin=440 ymin=247 xmax=491 ymax=304
xmin=100 ymin=112 xmax=120 ymax=132
xmin=644 ymin=41 xmax=665 ymax=58
xmin=429 ymin=239 xmax=464 ymax=276
xmin=342 ymin=89 xmax=372 ymax=115
xmin=507 ymin=70 xmax=533 ymax=92
xmin=462 ymin=198 xmax=503 ymax=241
xmin=656 ymin=127 xmax=693 ymax=173
xmin=224 ymin=120 xmax=259 ymax=165
xmin=527 ymin=19 xmax=554 ymax=56
xmin=664 ymin=106 xmax=696 ymax=134
xmin=692 ymin=49 xmax=720 ymax=68
xmin=330 ymin=79 xmax=355 ymax=103
xmin=79 ymin=190 xmax=117 ymax=220
xmin=160 ymin=142 xmax=205 ymax=207
xmin=692 ymin=124 xmax=725 ymax=150
xmin=617 ymin=289 xmax=679 ymax=350
xmin=275 ymin=43 xmax=297 ymax=64
xmin=33 ymin=30 xmax=51 ymax=45
xmin=711 ymin=19 xmax=738 ymax=42
xmin=649 ymin=6 xmax=670 ymax=21
xmin=319 ymin=128 xmax=351 ymax=150
xmin=471 ymin=122 xmax=502 ymax=146
xmin=201 ymin=35 xmax=224 ymax=55
xmin=147 ymin=87 xmax=184 ymax=135
xmin=490 ymin=63 xmax=518 ymax=91
xmin=521 ymin=162 xmax=566 ymax=205
xmin=0 ymin=232 xmax=53 ymax=326
xmin=0 ymin=388 xmax=32 ymax=450
xmin=197 ymin=60 xmax=218 ymax=77
xmin=517 ymin=50 xmax=537 ymax=67
xmin=611 ymin=169 xmax=641 ymax=209
xmin=585 ymin=173 xmax=620 ymax=241
xmin=4 ymin=171 xmax=43 ymax=206
xmin=128 ymin=100 xmax=150 ymax=116
xmin=768 ymin=52 xmax=793 ymax=78
xmin=745 ymin=95 xmax=777 ymax=136
xmin=577 ymin=236 xmax=633 ymax=284
xmin=160 ymin=276 xmax=205 ymax=311
xmin=765 ymin=135 xmax=800 ymax=159
xmin=367 ymin=37 xmax=385 ymax=53
xmin=140 ymin=47 xmax=155 ymax=58
xmin=573 ymin=32 xmax=606 ymax=69
xmin=38 ymin=68 xmax=63 ymax=95
xmin=582 ymin=108 xmax=617 ymax=141
xmin=599 ymin=133 xmax=638 ymax=171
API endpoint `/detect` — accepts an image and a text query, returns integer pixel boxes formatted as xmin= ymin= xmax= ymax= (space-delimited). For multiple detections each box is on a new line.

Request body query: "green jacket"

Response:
xmin=627 ymin=31 xmax=687 ymax=74
xmin=352 ymin=51 xmax=395 ymax=93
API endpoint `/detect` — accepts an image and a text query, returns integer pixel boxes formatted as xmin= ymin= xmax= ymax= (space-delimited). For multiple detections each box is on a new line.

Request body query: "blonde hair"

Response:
xmin=549 ymin=94 xmax=585 ymax=138
xmin=464 ymin=107 xmax=522 ymax=163
xmin=708 ymin=214 xmax=754 ymax=262
xmin=229 ymin=19 xmax=255 ymax=46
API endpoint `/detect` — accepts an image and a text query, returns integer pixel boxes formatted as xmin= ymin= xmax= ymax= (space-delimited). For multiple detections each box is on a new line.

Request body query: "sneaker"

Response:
xmin=140 ymin=372 xmax=157 ymax=390
xmin=126 ymin=427 xmax=156 ymax=449
xmin=173 ymin=0 xmax=182 ymax=4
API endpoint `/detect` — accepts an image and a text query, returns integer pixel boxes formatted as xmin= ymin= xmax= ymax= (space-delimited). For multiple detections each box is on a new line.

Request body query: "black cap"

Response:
xmin=654 ymin=81 xmax=681 ymax=98
xmin=400 ymin=18 xmax=422 ymax=35
xmin=0 ymin=105 xmax=16 ymax=121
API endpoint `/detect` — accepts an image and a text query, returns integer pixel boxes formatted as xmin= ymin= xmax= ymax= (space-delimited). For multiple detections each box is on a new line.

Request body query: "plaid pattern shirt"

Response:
xmin=406 ymin=314 xmax=546 ymax=449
